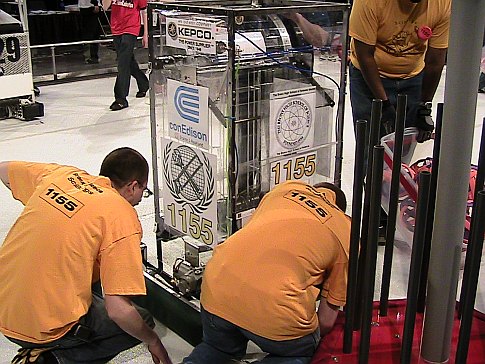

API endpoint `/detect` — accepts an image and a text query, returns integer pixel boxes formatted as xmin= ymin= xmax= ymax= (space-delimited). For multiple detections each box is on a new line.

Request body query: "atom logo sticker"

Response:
xmin=275 ymin=97 xmax=312 ymax=150
xmin=163 ymin=141 xmax=214 ymax=214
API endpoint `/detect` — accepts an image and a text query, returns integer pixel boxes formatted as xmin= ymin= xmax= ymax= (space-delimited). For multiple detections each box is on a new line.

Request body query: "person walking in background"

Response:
xmin=183 ymin=180 xmax=351 ymax=364
xmin=102 ymin=0 xmax=149 ymax=111
xmin=349 ymin=0 xmax=451 ymax=143
xmin=0 ymin=148 xmax=172 ymax=364
xmin=79 ymin=0 xmax=101 ymax=64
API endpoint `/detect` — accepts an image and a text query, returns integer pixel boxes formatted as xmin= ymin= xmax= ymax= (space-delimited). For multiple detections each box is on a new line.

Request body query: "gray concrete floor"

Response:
xmin=0 ymin=67 xmax=484 ymax=363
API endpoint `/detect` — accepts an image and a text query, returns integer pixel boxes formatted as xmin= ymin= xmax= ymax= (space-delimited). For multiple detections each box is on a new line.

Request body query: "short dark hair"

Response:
xmin=100 ymin=147 xmax=149 ymax=189
xmin=313 ymin=182 xmax=347 ymax=212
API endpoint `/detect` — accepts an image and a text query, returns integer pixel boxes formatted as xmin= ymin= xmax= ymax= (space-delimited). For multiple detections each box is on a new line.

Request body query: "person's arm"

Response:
xmin=90 ymin=0 xmax=100 ymax=12
xmin=0 ymin=161 xmax=11 ymax=190
xmin=353 ymin=39 xmax=396 ymax=133
xmin=105 ymin=295 xmax=173 ymax=364
xmin=101 ymin=0 xmax=111 ymax=11
xmin=412 ymin=46 xmax=447 ymax=142
xmin=286 ymin=12 xmax=329 ymax=48
xmin=353 ymin=39 xmax=388 ymax=101
xmin=421 ymin=46 xmax=447 ymax=102
xmin=317 ymin=297 xmax=340 ymax=336
xmin=141 ymin=9 xmax=148 ymax=48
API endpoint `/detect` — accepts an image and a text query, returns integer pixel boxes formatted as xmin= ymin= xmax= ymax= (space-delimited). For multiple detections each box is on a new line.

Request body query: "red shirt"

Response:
xmin=110 ymin=0 xmax=147 ymax=36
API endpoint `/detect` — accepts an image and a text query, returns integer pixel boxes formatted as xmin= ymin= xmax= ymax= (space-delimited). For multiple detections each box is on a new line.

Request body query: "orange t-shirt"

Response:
xmin=201 ymin=181 xmax=351 ymax=340
xmin=0 ymin=162 xmax=146 ymax=343
xmin=349 ymin=0 xmax=451 ymax=78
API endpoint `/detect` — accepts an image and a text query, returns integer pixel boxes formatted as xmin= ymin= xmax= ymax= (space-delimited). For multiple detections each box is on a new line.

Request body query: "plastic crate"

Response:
xmin=380 ymin=128 xmax=434 ymax=244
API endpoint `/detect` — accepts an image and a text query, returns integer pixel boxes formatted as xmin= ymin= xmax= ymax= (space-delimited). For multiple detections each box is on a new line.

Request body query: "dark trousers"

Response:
xmin=112 ymin=34 xmax=149 ymax=102
xmin=183 ymin=306 xmax=320 ymax=364
xmin=7 ymin=291 xmax=154 ymax=364
xmin=349 ymin=62 xmax=423 ymax=131
xmin=349 ymin=63 xmax=423 ymax=227
xmin=79 ymin=7 xmax=100 ymax=60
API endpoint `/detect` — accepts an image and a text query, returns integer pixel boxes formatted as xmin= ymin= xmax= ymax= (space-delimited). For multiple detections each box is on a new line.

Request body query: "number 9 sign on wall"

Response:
xmin=161 ymin=138 xmax=218 ymax=247
xmin=0 ymin=33 xmax=33 ymax=100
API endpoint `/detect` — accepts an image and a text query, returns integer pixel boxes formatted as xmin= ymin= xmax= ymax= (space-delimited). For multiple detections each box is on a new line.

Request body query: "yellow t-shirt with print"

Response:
xmin=349 ymin=0 xmax=451 ymax=79
xmin=201 ymin=181 xmax=351 ymax=341
xmin=0 ymin=162 xmax=146 ymax=344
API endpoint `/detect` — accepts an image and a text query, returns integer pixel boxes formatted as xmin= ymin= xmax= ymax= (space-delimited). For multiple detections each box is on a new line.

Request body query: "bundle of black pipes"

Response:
xmin=379 ymin=94 xmax=408 ymax=316
xmin=353 ymin=99 xmax=383 ymax=335
xmin=342 ymin=95 xmax=485 ymax=363
xmin=455 ymin=117 xmax=485 ymax=363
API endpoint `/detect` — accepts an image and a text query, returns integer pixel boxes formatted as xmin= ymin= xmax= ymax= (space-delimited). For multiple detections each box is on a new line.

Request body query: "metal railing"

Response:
xmin=29 ymin=37 xmax=149 ymax=83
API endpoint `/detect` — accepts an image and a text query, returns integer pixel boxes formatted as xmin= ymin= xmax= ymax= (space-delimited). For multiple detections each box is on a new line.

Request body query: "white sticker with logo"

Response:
xmin=269 ymin=87 xmax=316 ymax=158
xmin=166 ymin=18 xmax=216 ymax=55
xmin=161 ymin=138 xmax=218 ymax=247
xmin=167 ymin=79 xmax=209 ymax=150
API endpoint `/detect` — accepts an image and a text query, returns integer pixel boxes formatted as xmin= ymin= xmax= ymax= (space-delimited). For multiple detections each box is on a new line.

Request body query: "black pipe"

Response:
xmin=343 ymin=120 xmax=367 ymax=353
xmin=455 ymin=190 xmax=485 ymax=364
xmin=379 ymin=94 xmax=407 ymax=316
xmin=227 ymin=12 xmax=238 ymax=235
xmin=459 ymin=117 xmax=485 ymax=316
xmin=333 ymin=7 xmax=350 ymax=188
xmin=400 ymin=171 xmax=432 ymax=364
xmin=358 ymin=145 xmax=384 ymax=364
xmin=417 ymin=103 xmax=444 ymax=313
xmin=355 ymin=99 xmax=383 ymax=329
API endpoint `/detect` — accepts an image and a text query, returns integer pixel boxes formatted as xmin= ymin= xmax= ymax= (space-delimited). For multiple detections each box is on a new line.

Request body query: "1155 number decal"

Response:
xmin=271 ymin=153 xmax=316 ymax=186
xmin=166 ymin=203 xmax=214 ymax=245
xmin=40 ymin=184 xmax=82 ymax=217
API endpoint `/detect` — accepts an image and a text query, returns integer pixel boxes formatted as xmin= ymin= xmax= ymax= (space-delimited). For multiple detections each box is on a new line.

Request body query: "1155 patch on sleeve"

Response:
xmin=283 ymin=190 xmax=332 ymax=223
xmin=40 ymin=184 xmax=83 ymax=218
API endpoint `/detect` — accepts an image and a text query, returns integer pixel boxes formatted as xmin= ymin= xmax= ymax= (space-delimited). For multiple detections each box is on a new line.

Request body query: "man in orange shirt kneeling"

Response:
xmin=183 ymin=180 xmax=351 ymax=364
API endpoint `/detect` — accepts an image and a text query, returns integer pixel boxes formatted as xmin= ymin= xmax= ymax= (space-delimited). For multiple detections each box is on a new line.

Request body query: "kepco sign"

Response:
xmin=167 ymin=79 xmax=209 ymax=149
xmin=165 ymin=18 xmax=216 ymax=55
xmin=177 ymin=27 xmax=212 ymax=40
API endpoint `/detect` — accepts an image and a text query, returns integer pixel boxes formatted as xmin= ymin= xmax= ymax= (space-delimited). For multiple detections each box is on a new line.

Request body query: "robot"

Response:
xmin=0 ymin=4 xmax=43 ymax=121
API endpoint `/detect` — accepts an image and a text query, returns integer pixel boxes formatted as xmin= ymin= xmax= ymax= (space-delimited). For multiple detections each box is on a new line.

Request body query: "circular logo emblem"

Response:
xmin=275 ymin=97 xmax=312 ymax=149
xmin=170 ymin=145 xmax=205 ymax=201
xmin=167 ymin=22 xmax=177 ymax=39
xmin=163 ymin=142 xmax=215 ymax=214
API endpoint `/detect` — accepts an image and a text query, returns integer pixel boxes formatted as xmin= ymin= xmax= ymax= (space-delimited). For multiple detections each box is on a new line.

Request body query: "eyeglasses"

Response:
xmin=143 ymin=187 xmax=154 ymax=199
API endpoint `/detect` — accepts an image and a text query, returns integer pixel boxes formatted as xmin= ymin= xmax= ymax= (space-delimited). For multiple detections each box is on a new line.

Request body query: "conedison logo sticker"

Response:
xmin=174 ymin=85 xmax=199 ymax=123
xmin=167 ymin=79 xmax=209 ymax=149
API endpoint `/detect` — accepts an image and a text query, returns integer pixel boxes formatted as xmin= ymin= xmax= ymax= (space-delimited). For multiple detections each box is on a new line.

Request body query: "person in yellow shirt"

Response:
xmin=0 ymin=147 xmax=172 ymax=364
xmin=349 ymin=0 xmax=451 ymax=143
xmin=182 ymin=180 xmax=351 ymax=364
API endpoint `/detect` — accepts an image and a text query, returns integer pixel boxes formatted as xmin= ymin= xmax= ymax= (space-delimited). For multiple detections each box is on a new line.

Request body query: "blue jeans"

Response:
xmin=183 ymin=306 xmax=320 ymax=364
xmin=349 ymin=62 xmax=423 ymax=136
xmin=7 ymin=290 xmax=154 ymax=364
xmin=112 ymin=34 xmax=149 ymax=102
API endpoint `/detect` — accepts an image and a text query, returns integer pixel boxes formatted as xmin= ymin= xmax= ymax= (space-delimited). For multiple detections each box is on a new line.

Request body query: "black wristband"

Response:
xmin=382 ymin=99 xmax=391 ymax=108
